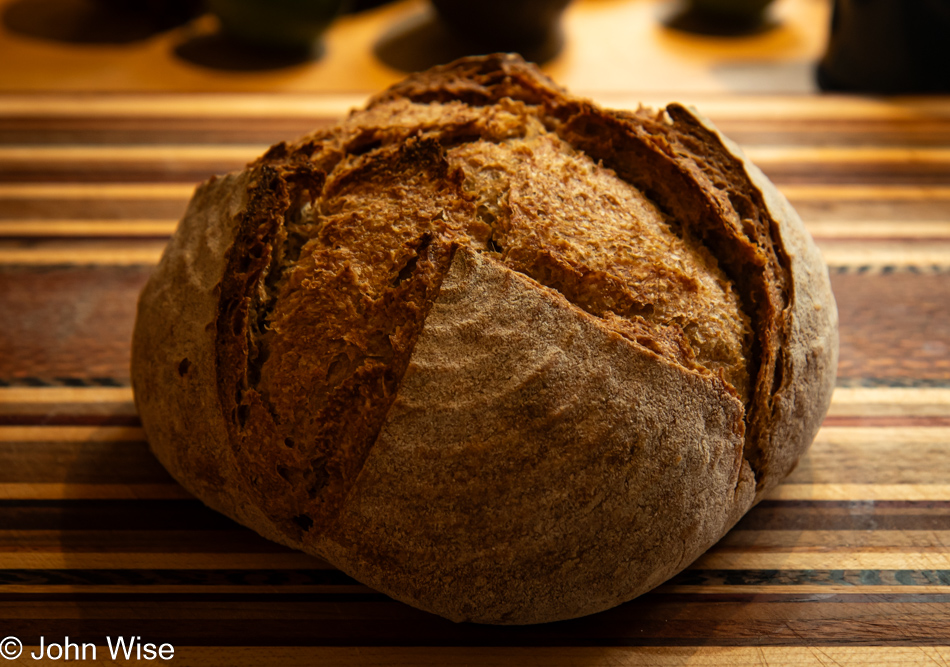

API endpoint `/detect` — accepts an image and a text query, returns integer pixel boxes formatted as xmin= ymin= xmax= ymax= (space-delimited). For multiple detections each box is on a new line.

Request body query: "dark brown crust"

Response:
xmin=371 ymin=55 xmax=799 ymax=494
xmin=213 ymin=139 xmax=464 ymax=537
xmin=131 ymin=54 xmax=837 ymax=624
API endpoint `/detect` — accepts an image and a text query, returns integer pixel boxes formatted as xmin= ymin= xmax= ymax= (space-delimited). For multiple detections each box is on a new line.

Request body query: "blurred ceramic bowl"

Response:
xmin=430 ymin=0 xmax=572 ymax=53
xmin=208 ymin=0 xmax=347 ymax=51
xmin=688 ymin=0 xmax=774 ymax=20
xmin=92 ymin=0 xmax=205 ymax=27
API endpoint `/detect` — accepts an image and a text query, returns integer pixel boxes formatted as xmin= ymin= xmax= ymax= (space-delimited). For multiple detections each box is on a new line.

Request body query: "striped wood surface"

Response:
xmin=1 ymin=94 xmax=949 ymax=665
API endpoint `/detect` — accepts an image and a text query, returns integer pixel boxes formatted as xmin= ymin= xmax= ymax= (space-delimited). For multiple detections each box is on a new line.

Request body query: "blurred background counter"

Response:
xmin=0 ymin=0 xmax=831 ymax=96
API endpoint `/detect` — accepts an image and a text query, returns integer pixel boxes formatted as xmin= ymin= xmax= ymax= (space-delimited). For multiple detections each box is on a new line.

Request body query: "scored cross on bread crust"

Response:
xmin=132 ymin=54 xmax=838 ymax=624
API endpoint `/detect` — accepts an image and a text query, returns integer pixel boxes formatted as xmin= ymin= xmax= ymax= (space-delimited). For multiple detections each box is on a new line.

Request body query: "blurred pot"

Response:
xmin=817 ymin=0 xmax=950 ymax=93
xmin=430 ymin=0 xmax=572 ymax=56
xmin=689 ymin=0 xmax=774 ymax=19
xmin=208 ymin=0 xmax=347 ymax=51
xmin=92 ymin=0 xmax=205 ymax=28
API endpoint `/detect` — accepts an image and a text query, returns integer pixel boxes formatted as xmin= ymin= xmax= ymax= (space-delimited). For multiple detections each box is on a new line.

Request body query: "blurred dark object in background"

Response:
xmin=3 ymin=0 xmax=202 ymax=44
xmin=174 ymin=29 xmax=319 ymax=71
xmin=94 ymin=0 xmax=204 ymax=28
xmin=206 ymin=0 xmax=346 ymax=52
xmin=346 ymin=0 xmax=393 ymax=12
xmin=430 ymin=0 xmax=572 ymax=63
xmin=666 ymin=0 xmax=776 ymax=36
xmin=818 ymin=0 xmax=950 ymax=93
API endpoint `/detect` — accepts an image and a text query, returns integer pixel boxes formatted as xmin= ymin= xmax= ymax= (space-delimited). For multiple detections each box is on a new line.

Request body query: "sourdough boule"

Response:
xmin=131 ymin=54 xmax=838 ymax=625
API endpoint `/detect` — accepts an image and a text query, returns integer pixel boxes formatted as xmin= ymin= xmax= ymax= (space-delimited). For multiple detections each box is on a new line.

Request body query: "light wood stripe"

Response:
xmin=3 ymin=93 xmax=949 ymax=121
xmin=0 ymin=144 xmax=266 ymax=163
xmin=1 ymin=425 xmax=946 ymax=446
xmin=1 ymin=424 xmax=945 ymax=444
xmin=4 ymin=387 xmax=949 ymax=417
xmin=2 ymin=183 xmax=948 ymax=203
xmin=3 ymin=219 xmax=948 ymax=241
xmin=694 ymin=552 xmax=950 ymax=570
xmin=99 ymin=646 xmax=950 ymax=667
xmin=0 ymin=426 xmax=144 ymax=442
xmin=9 ymin=482 xmax=940 ymax=502
xmin=0 ymin=478 xmax=943 ymax=503
xmin=8 ymin=642 xmax=950 ymax=662
xmin=720 ymin=530 xmax=950 ymax=550
xmin=0 ymin=584 xmax=938 ymax=596
xmin=0 ymin=483 xmax=189 ymax=500
xmin=0 ymin=243 xmax=166 ymax=265
xmin=828 ymin=388 xmax=950 ymax=417
xmin=0 ymin=183 xmax=195 ymax=199
xmin=817 ymin=241 xmax=950 ymax=268
xmin=815 ymin=427 xmax=950 ymax=446
xmin=806 ymin=220 xmax=950 ymax=240
xmin=9 ymin=646 xmax=950 ymax=665
xmin=0 ymin=387 xmax=134 ymax=404
xmin=0 ymin=585 xmax=370 ymax=595
xmin=6 ymin=240 xmax=950 ymax=267
xmin=768 ymin=485 xmax=950 ymax=502
xmin=781 ymin=185 xmax=950 ymax=200
xmin=3 ymin=144 xmax=948 ymax=165
xmin=632 ymin=96 xmax=950 ymax=121
xmin=0 ymin=94 xmax=368 ymax=118
xmin=0 ymin=553 xmax=328 ymax=569
xmin=797 ymin=430 xmax=950 ymax=485
xmin=744 ymin=146 xmax=950 ymax=164
xmin=0 ymin=220 xmax=178 ymax=237
xmin=659 ymin=585 xmax=950 ymax=595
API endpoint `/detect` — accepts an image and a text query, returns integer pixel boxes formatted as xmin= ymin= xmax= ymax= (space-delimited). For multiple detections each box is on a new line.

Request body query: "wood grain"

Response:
xmin=92 ymin=646 xmax=950 ymax=667
xmin=4 ymin=267 xmax=949 ymax=387
xmin=0 ymin=42 xmax=948 ymax=658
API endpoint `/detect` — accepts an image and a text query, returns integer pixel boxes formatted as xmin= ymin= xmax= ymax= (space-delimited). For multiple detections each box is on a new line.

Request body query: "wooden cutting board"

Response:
xmin=1 ymin=93 xmax=949 ymax=665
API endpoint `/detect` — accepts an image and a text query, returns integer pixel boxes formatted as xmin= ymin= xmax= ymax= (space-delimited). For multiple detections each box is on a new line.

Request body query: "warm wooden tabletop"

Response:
xmin=1 ymin=0 xmax=949 ymax=664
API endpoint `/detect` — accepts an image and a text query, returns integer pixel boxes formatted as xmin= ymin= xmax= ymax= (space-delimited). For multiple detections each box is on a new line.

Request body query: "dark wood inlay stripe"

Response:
xmin=4 ymin=412 xmax=949 ymax=429
xmin=0 ymin=414 xmax=140 ymax=426
xmin=0 ymin=378 xmax=129 ymax=388
xmin=1 ymin=267 xmax=949 ymax=385
xmin=671 ymin=569 xmax=950 ymax=587
xmin=1 ymin=499 xmax=947 ymax=532
xmin=0 ymin=116 xmax=337 ymax=146
xmin=1 ymin=597 xmax=948 ymax=646
xmin=0 ymin=568 xmax=945 ymax=589
xmin=2 ymin=162 xmax=946 ymax=186
xmin=0 ymin=499 xmax=240 ymax=531
xmin=0 ymin=265 xmax=148 ymax=383
xmin=0 ymin=192 xmax=944 ymax=227
xmin=0 ymin=592 xmax=947 ymax=605
xmin=0 ymin=441 xmax=164 ymax=484
xmin=0 ymin=531 xmax=302 ymax=554
xmin=737 ymin=500 xmax=950 ymax=531
xmin=0 ymin=199 xmax=188 ymax=221
xmin=833 ymin=271 xmax=950 ymax=384
xmin=4 ymin=413 xmax=949 ymax=429
xmin=1 ymin=116 xmax=947 ymax=147
xmin=0 ymin=568 xmax=355 ymax=587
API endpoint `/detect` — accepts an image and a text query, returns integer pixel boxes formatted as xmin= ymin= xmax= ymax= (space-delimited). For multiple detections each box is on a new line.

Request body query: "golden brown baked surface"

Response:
xmin=132 ymin=54 xmax=838 ymax=624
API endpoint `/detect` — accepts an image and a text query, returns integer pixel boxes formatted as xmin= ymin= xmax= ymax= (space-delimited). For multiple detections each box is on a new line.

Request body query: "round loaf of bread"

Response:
xmin=131 ymin=54 xmax=838 ymax=625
